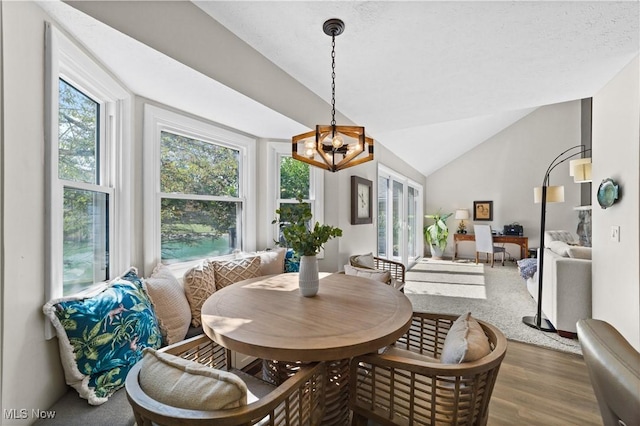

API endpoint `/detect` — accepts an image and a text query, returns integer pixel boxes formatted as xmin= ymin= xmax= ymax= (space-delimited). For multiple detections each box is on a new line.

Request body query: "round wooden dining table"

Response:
xmin=201 ymin=272 xmax=413 ymax=425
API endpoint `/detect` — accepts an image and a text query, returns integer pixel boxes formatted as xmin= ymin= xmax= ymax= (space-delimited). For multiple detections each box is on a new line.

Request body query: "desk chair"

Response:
xmin=474 ymin=225 xmax=505 ymax=267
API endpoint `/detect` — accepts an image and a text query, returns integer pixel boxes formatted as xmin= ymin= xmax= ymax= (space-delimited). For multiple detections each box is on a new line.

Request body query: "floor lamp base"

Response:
xmin=522 ymin=315 xmax=556 ymax=332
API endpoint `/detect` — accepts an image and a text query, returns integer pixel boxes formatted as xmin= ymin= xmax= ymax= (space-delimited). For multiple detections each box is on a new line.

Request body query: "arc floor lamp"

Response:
xmin=523 ymin=145 xmax=591 ymax=331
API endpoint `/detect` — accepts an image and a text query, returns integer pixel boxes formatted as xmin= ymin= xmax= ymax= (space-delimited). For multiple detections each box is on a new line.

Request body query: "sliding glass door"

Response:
xmin=378 ymin=166 xmax=423 ymax=268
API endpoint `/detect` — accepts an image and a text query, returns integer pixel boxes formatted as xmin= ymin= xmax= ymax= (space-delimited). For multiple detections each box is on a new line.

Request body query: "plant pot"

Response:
xmin=430 ymin=245 xmax=445 ymax=260
xmin=298 ymin=255 xmax=319 ymax=297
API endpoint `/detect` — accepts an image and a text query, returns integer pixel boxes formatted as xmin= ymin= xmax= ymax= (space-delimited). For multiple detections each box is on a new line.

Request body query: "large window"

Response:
xmin=159 ymin=131 xmax=241 ymax=264
xmin=378 ymin=166 xmax=423 ymax=268
xmin=46 ymin=24 xmax=131 ymax=304
xmin=267 ymin=142 xmax=324 ymax=250
xmin=144 ymin=105 xmax=256 ymax=272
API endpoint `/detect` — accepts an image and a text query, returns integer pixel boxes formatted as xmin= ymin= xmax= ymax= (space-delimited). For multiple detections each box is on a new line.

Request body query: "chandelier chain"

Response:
xmin=331 ymin=34 xmax=336 ymax=127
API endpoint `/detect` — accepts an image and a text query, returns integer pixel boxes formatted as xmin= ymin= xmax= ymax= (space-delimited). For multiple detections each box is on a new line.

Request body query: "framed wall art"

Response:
xmin=351 ymin=176 xmax=373 ymax=224
xmin=473 ymin=200 xmax=493 ymax=221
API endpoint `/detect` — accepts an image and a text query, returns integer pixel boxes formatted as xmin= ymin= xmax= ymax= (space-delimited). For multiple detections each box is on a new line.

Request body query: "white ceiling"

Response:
xmin=41 ymin=1 xmax=639 ymax=177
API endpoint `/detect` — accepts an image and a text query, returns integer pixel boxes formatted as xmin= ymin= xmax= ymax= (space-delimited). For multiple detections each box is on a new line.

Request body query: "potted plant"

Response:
xmin=424 ymin=211 xmax=452 ymax=259
xmin=273 ymin=198 xmax=342 ymax=296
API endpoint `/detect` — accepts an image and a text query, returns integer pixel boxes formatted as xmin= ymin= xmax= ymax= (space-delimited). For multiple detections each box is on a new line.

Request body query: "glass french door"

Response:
xmin=377 ymin=166 xmax=423 ymax=268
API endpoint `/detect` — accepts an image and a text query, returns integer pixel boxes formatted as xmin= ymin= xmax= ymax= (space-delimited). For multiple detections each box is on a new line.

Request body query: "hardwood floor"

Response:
xmin=489 ymin=340 xmax=602 ymax=425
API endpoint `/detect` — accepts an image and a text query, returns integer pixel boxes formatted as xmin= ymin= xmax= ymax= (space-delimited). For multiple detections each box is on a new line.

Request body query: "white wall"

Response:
xmin=591 ymin=56 xmax=640 ymax=350
xmin=1 ymin=2 xmax=67 ymax=420
xmin=0 ymin=3 xmax=425 ymax=417
xmin=425 ymin=101 xmax=583 ymax=260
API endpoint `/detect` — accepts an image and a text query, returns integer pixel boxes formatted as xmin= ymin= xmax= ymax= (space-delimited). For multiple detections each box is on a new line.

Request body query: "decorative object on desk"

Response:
xmin=291 ymin=18 xmax=374 ymax=172
xmin=424 ymin=211 xmax=452 ymax=259
xmin=350 ymin=176 xmax=373 ymax=224
xmin=596 ymin=178 xmax=619 ymax=209
xmin=273 ymin=197 xmax=342 ymax=296
xmin=454 ymin=209 xmax=470 ymax=234
xmin=473 ymin=200 xmax=493 ymax=221
xmin=524 ymin=144 xmax=590 ymax=333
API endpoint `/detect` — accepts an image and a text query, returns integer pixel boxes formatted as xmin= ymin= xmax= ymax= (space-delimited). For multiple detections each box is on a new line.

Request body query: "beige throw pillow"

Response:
xmin=257 ymin=248 xmax=286 ymax=275
xmin=440 ymin=312 xmax=491 ymax=364
xmin=344 ymin=264 xmax=391 ymax=284
xmin=144 ymin=263 xmax=191 ymax=345
xmin=213 ymin=256 xmax=261 ymax=290
xmin=351 ymin=252 xmax=376 ymax=269
xmin=140 ymin=348 xmax=247 ymax=410
xmin=183 ymin=261 xmax=216 ymax=327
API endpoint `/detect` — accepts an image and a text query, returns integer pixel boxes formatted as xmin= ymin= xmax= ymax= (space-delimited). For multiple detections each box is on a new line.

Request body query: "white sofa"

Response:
xmin=526 ymin=231 xmax=592 ymax=337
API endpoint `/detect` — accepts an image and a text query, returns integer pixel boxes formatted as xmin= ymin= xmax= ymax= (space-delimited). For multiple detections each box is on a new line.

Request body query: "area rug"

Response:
xmin=405 ymin=258 xmax=582 ymax=355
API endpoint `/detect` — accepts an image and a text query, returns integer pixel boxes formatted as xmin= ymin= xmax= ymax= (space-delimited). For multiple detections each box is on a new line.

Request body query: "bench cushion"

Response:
xmin=34 ymin=388 xmax=134 ymax=426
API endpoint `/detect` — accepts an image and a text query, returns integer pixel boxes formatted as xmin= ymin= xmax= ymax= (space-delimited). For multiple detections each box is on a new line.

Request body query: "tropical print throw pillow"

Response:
xmin=43 ymin=268 xmax=162 ymax=405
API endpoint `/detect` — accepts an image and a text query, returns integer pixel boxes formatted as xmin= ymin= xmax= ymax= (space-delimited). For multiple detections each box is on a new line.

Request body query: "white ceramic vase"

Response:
xmin=298 ymin=255 xmax=319 ymax=297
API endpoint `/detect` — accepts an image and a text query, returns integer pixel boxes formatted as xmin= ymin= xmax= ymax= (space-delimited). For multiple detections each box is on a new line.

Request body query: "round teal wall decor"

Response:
xmin=597 ymin=178 xmax=619 ymax=209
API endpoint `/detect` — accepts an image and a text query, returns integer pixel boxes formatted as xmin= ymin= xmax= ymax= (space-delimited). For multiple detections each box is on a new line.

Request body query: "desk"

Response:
xmin=453 ymin=233 xmax=529 ymax=260
xmin=201 ymin=272 xmax=413 ymax=425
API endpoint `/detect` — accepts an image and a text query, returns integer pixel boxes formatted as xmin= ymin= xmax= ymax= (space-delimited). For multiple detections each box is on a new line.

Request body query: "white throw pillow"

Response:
xmin=140 ymin=348 xmax=247 ymax=410
xmin=256 ymin=248 xmax=286 ymax=275
xmin=440 ymin=312 xmax=491 ymax=364
xmin=144 ymin=263 xmax=192 ymax=345
xmin=547 ymin=240 xmax=571 ymax=257
xmin=344 ymin=264 xmax=391 ymax=284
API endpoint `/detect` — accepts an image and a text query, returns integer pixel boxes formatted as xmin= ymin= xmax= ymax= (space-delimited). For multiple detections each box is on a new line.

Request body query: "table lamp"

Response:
xmin=454 ymin=209 xmax=470 ymax=234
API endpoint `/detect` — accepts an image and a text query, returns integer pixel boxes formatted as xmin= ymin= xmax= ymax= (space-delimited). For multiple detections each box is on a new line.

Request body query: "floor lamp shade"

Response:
xmin=533 ymin=185 xmax=565 ymax=203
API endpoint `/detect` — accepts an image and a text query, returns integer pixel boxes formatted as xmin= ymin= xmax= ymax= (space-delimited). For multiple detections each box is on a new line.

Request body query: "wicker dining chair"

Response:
xmin=125 ymin=335 xmax=326 ymax=425
xmin=349 ymin=312 xmax=507 ymax=426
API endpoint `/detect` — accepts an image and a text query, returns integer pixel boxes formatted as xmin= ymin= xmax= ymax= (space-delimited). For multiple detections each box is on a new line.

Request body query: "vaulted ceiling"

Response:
xmin=45 ymin=1 xmax=639 ymax=177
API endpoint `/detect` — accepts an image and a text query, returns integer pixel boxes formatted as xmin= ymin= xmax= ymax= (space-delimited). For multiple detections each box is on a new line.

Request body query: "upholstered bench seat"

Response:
xmin=35 ymin=366 xmax=274 ymax=426
xmin=34 ymin=388 xmax=134 ymax=426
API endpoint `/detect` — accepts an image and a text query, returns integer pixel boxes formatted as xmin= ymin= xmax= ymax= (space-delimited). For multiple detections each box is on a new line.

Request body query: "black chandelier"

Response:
xmin=292 ymin=18 xmax=374 ymax=172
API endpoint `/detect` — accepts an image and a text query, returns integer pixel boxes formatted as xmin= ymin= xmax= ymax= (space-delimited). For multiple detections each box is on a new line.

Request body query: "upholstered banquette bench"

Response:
xmin=39 ymin=249 xmax=288 ymax=425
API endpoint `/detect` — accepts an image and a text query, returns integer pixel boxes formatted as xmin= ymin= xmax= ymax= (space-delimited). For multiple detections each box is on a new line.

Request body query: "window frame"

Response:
xmin=45 ymin=23 xmax=132 ymax=330
xmin=266 ymin=141 xmax=325 ymax=256
xmin=143 ymin=105 xmax=256 ymax=275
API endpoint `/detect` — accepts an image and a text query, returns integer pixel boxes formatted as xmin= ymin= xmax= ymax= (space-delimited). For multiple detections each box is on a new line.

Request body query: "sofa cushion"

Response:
xmin=440 ymin=312 xmax=491 ymax=364
xmin=42 ymin=268 xmax=163 ymax=405
xmin=144 ymin=263 xmax=191 ymax=345
xmin=567 ymin=246 xmax=592 ymax=260
xmin=140 ymin=348 xmax=247 ymax=410
xmin=547 ymin=240 xmax=571 ymax=257
xmin=183 ymin=261 xmax=217 ymax=328
xmin=213 ymin=256 xmax=261 ymax=289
